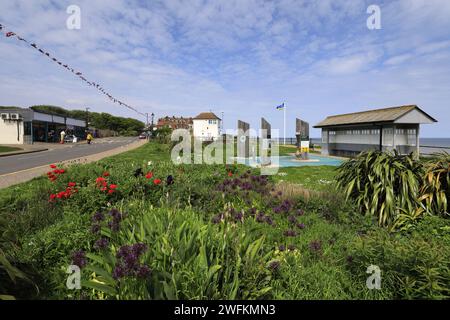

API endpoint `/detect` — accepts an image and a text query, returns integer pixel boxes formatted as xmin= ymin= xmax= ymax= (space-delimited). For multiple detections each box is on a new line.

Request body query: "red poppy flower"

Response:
xmin=145 ymin=172 xmax=153 ymax=179
xmin=228 ymin=172 xmax=233 ymax=177
xmin=50 ymin=164 xmax=57 ymax=169
xmin=109 ymin=184 xmax=117 ymax=189
xmin=56 ymin=191 xmax=65 ymax=199
xmin=153 ymin=179 xmax=162 ymax=185
xmin=108 ymin=189 xmax=115 ymax=194
xmin=53 ymin=169 xmax=60 ymax=174
xmin=49 ymin=194 xmax=56 ymax=201
xmin=58 ymin=169 xmax=65 ymax=174
xmin=47 ymin=172 xmax=53 ymax=176
xmin=68 ymin=182 xmax=76 ymax=187
xmin=96 ymin=177 xmax=106 ymax=184
xmin=101 ymin=187 xmax=108 ymax=191
xmin=103 ymin=172 xmax=110 ymax=177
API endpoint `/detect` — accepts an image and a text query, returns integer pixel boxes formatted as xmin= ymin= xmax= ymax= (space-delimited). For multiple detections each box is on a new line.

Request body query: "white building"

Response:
xmin=0 ymin=107 xmax=86 ymax=144
xmin=192 ymin=112 xmax=221 ymax=141
xmin=314 ymin=105 xmax=437 ymax=157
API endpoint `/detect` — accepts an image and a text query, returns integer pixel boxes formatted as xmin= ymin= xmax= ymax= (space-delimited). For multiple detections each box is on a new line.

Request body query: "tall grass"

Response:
xmin=336 ymin=151 xmax=423 ymax=227
xmin=419 ymin=153 xmax=450 ymax=216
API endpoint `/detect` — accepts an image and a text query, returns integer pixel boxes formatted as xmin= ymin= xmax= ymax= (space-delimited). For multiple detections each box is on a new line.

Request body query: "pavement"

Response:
xmin=0 ymin=144 xmax=48 ymax=157
xmin=0 ymin=137 xmax=146 ymax=189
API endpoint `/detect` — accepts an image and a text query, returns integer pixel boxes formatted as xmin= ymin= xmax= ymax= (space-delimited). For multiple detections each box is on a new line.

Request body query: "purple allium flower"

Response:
xmin=92 ymin=211 xmax=105 ymax=222
xmin=278 ymin=244 xmax=286 ymax=251
xmin=117 ymin=245 xmax=131 ymax=259
xmin=94 ymin=237 xmax=109 ymax=250
xmin=309 ymin=240 xmax=322 ymax=253
xmin=91 ymin=224 xmax=101 ymax=234
xmin=132 ymin=243 xmax=147 ymax=256
xmin=287 ymin=215 xmax=297 ymax=224
xmin=114 ymin=243 xmax=149 ymax=279
xmin=112 ymin=265 xmax=126 ymax=280
xmin=256 ymin=213 xmax=265 ymax=223
xmin=248 ymin=207 xmax=257 ymax=216
xmin=136 ymin=265 xmax=151 ymax=278
xmin=109 ymin=208 xmax=122 ymax=220
xmin=268 ymin=260 xmax=281 ymax=272
xmin=233 ymin=212 xmax=244 ymax=222
xmin=296 ymin=223 xmax=305 ymax=230
xmin=166 ymin=175 xmax=174 ymax=185
xmin=283 ymin=229 xmax=297 ymax=237
xmin=264 ymin=215 xmax=275 ymax=226
xmin=124 ymin=252 xmax=139 ymax=268
xmin=71 ymin=250 xmax=87 ymax=268
xmin=277 ymin=191 xmax=282 ymax=196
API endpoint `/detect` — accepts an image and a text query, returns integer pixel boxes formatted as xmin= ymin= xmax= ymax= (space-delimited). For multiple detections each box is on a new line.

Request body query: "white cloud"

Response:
xmin=0 ymin=0 xmax=449 ymax=137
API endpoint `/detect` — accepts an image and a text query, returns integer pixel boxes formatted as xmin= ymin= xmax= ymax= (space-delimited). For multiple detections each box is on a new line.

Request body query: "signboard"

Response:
xmin=300 ymin=140 xmax=310 ymax=153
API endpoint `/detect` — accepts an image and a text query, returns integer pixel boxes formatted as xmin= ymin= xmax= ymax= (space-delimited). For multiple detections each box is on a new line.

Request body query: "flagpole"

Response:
xmin=283 ymin=102 xmax=286 ymax=145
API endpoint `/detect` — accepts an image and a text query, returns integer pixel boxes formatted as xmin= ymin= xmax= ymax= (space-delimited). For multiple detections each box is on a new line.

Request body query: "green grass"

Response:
xmin=273 ymin=166 xmax=337 ymax=192
xmin=0 ymin=146 xmax=22 ymax=153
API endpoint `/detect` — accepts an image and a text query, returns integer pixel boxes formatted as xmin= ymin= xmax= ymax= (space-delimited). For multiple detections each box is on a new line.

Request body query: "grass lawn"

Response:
xmin=0 ymin=146 xmax=22 ymax=153
xmin=273 ymin=166 xmax=337 ymax=191
xmin=1 ymin=141 xmax=448 ymax=300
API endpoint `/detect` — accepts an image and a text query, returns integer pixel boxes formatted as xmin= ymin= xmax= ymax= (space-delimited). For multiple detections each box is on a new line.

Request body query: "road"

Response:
xmin=0 ymin=137 xmax=138 ymax=175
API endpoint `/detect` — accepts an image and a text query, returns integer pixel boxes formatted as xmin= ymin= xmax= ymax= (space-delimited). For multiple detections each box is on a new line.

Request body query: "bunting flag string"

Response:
xmin=0 ymin=23 xmax=146 ymax=117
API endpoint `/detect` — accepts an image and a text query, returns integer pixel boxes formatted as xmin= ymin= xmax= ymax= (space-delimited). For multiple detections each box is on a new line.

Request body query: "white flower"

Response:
xmin=147 ymin=161 xmax=153 ymax=166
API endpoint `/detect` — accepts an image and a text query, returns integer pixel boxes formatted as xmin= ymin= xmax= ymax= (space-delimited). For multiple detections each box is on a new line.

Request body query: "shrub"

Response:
xmin=80 ymin=205 xmax=273 ymax=300
xmin=336 ymin=151 xmax=423 ymax=227
xmin=348 ymin=216 xmax=450 ymax=299
xmin=419 ymin=153 xmax=450 ymax=216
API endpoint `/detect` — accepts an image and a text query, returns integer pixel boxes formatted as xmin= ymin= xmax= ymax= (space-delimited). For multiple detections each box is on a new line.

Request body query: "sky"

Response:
xmin=1 ymin=0 xmax=450 ymax=137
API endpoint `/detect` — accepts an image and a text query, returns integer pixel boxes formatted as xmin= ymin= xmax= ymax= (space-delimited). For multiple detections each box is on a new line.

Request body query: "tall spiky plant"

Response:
xmin=419 ymin=153 xmax=450 ymax=216
xmin=336 ymin=150 xmax=423 ymax=227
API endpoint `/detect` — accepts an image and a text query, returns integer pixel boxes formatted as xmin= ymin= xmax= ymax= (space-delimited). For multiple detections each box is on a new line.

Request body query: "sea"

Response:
xmin=306 ymin=138 xmax=450 ymax=155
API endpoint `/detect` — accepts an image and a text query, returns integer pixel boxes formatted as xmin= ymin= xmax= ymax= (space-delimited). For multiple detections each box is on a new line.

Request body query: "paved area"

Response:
xmin=0 ymin=144 xmax=48 ymax=157
xmin=0 ymin=137 xmax=146 ymax=189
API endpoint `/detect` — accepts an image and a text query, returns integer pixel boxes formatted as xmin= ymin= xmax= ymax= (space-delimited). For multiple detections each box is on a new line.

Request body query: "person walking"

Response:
xmin=86 ymin=132 xmax=93 ymax=145
xmin=60 ymin=130 xmax=66 ymax=144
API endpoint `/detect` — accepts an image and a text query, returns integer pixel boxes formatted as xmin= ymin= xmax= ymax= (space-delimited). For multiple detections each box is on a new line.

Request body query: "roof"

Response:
xmin=314 ymin=105 xmax=437 ymax=128
xmin=193 ymin=112 xmax=221 ymax=120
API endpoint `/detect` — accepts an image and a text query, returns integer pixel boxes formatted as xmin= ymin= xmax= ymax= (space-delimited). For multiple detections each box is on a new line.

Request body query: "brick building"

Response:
xmin=156 ymin=116 xmax=193 ymax=130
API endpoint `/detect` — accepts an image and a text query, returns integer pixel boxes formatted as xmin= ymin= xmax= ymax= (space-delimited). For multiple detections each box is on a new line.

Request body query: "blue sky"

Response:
xmin=1 ymin=0 xmax=449 ymax=137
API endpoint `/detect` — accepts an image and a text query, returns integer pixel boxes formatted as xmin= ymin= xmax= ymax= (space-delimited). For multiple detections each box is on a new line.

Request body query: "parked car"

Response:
xmin=138 ymin=133 xmax=147 ymax=139
xmin=64 ymin=135 xmax=78 ymax=143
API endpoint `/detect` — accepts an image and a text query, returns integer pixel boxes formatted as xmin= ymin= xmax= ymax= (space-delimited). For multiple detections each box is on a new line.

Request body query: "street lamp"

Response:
xmin=85 ymin=107 xmax=90 ymax=131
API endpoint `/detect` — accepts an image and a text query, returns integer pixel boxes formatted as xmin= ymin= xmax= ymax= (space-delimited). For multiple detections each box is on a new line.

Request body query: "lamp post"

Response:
xmin=85 ymin=107 xmax=90 ymax=131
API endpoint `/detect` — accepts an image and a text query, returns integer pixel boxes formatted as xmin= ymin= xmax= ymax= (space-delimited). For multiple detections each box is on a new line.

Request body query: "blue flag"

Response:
xmin=276 ymin=103 xmax=285 ymax=110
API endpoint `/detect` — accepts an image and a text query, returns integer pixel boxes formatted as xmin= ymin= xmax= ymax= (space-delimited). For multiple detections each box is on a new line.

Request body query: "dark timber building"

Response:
xmin=314 ymin=105 xmax=437 ymax=157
